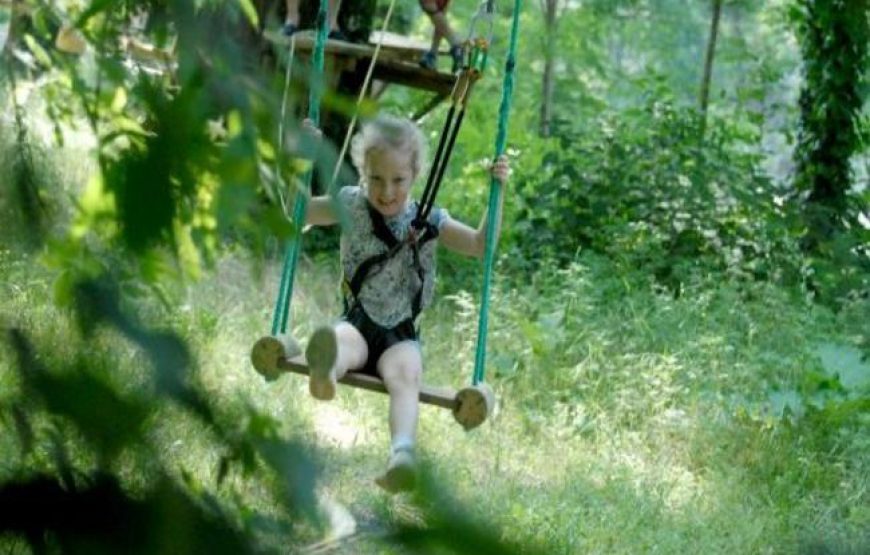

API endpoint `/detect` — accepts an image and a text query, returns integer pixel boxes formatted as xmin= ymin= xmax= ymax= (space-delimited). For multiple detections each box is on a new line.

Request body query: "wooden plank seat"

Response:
xmin=251 ymin=334 xmax=494 ymax=430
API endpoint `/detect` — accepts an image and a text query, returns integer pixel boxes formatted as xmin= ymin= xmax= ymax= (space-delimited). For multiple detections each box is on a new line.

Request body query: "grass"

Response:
xmin=2 ymin=239 xmax=868 ymax=553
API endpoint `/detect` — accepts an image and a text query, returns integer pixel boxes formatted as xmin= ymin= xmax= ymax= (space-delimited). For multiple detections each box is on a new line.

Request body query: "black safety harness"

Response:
xmin=342 ymin=203 xmax=440 ymax=325
xmin=342 ymin=68 xmax=482 ymax=327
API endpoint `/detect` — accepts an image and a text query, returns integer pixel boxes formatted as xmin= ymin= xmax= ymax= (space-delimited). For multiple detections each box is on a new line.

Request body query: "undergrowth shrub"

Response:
xmin=509 ymin=95 xmax=803 ymax=290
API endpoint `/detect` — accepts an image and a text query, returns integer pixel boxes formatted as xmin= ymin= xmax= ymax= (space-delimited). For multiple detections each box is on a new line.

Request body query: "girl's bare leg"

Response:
xmin=378 ymin=341 xmax=422 ymax=447
xmin=375 ymin=341 xmax=422 ymax=492
xmin=284 ymin=0 xmax=299 ymax=25
xmin=284 ymin=0 xmax=339 ymax=31
xmin=328 ymin=0 xmax=340 ymax=31
xmin=427 ymin=12 xmax=458 ymax=46
xmin=429 ymin=28 xmax=443 ymax=53
xmin=307 ymin=322 xmax=368 ymax=400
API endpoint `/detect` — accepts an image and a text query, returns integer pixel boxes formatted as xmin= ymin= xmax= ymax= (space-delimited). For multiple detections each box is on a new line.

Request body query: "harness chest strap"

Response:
xmin=343 ymin=203 xmax=439 ymax=321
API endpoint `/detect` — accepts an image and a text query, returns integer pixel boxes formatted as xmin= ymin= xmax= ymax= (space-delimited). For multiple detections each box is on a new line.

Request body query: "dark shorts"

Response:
xmin=342 ymin=303 xmax=418 ymax=377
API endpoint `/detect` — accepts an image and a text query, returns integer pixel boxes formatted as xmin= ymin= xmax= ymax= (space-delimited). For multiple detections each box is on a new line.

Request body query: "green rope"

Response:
xmin=270 ymin=37 xmax=298 ymax=336
xmin=271 ymin=0 xmax=331 ymax=335
xmin=271 ymin=242 xmax=294 ymax=335
xmin=473 ymin=0 xmax=521 ymax=385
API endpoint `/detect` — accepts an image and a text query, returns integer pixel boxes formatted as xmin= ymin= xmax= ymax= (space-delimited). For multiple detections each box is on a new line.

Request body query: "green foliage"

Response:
xmin=788 ymin=0 xmax=870 ymax=302
xmin=511 ymin=90 xmax=800 ymax=289
xmin=757 ymin=343 xmax=870 ymax=447
xmin=0 ymin=283 xmax=322 ymax=552
xmin=535 ymin=0 xmax=779 ymax=119
xmin=2 ymin=0 xmax=304 ymax=292
xmin=790 ymin=0 xmax=869 ymax=237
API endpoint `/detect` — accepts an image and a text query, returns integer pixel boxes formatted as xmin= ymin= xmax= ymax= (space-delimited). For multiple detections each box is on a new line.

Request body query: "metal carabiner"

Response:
xmin=466 ymin=0 xmax=496 ymax=45
xmin=462 ymin=0 xmax=495 ymax=71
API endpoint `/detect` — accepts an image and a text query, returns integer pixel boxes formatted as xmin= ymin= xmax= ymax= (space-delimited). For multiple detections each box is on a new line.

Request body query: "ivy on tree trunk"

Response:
xmin=792 ymin=0 xmax=869 ymax=251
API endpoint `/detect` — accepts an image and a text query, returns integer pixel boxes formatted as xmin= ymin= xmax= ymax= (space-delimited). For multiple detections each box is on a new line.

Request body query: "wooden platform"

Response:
xmin=264 ymin=29 xmax=457 ymax=97
xmin=368 ymin=30 xmax=444 ymax=60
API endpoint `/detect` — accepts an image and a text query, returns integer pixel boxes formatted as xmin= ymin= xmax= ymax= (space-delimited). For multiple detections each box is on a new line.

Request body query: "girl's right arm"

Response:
xmin=305 ymin=196 xmax=338 ymax=227
xmin=296 ymin=118 xmax=339 ymax=227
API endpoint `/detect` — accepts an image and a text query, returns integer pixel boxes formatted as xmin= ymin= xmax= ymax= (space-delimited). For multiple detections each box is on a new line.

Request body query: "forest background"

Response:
xmin=0 ymin=0 xmax=868 ymax=553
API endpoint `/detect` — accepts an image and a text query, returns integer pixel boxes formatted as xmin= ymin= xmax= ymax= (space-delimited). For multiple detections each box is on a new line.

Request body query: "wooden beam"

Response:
xmin=277 ymin=355 xmax=459 ymax=410
xmin=371 ymin=59 xmax=455 ymax=96
xmin=265 ymin=30 xmax=402 ymax=61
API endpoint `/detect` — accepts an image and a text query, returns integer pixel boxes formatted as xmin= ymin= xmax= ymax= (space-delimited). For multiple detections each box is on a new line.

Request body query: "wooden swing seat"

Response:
xmin=280 ymin=353 xmax=458 ymax=409
xmin=251 ymin=335 xmax=493 ymax=429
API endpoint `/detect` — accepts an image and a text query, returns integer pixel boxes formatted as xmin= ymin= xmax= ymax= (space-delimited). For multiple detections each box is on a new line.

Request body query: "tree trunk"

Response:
xmin=539 ymin=0 xmax=558 ymax=137
xmin=3 ymin=0 xmax=22 ymax=56
xmin=698 ymin=0 xmax=722 ymax=136
xmin=794 ymin=0 xmax=869 ymax=250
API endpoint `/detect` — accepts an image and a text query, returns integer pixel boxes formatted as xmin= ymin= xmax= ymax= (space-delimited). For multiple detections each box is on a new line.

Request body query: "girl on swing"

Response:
xmin=302 ymin=115 xmax=510 ymax=493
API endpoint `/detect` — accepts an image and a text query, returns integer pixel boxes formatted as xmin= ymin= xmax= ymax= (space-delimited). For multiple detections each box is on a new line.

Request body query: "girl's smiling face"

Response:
xmin=364 ymin=148 xmax=416 ymax=217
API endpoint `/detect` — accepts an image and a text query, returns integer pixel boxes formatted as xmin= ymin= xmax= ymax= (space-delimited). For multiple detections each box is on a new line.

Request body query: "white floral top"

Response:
xmin=338 ymin=186 xmax=448 ymax=328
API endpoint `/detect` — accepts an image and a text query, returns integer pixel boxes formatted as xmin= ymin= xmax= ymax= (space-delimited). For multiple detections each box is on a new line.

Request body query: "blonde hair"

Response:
xmin=350 ymin=115 xmax=427 ymax=181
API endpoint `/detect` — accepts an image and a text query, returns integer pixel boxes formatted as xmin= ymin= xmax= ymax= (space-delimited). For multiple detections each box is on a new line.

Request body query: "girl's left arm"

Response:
xmin=439 ymin=155 xmax=510 ymax=258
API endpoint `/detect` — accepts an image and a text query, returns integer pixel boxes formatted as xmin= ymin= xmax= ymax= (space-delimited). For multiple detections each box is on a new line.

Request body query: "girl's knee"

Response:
xmin=380 ymin=347 xmax=422 ymax=390
xmin=334 ymin=322 xmax=368 ymax=367
xmin=385 ymin=363 xmax=421 ymax=389
xmin=335 ymin=322 xmax=360 ymax=341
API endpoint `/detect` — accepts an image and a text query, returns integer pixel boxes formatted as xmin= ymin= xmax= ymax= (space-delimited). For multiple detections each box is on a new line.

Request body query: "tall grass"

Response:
xmin=3 ymin=236 xmax=868 ymax=552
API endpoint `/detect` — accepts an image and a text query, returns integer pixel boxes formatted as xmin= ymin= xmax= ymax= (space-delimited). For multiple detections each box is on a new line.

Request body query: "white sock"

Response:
xmin=391 ymin=437 xmax=414 ymax=454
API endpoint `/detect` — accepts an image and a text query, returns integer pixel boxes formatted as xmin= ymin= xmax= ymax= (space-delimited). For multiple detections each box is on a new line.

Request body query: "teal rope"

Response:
xmin=473 ymin=0 xmax=521 ymax=385
xmin=271 ymin=243 xmax=294 ymax=335
xmin=272 ymin=0 xmax=331 ymax=335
